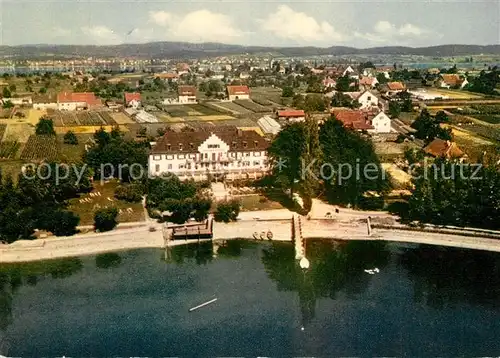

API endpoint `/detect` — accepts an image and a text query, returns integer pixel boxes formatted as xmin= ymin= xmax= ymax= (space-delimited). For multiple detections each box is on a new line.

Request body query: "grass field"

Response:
xmin=56 ymin=133 xmax=93 ymax=162
xmin=469 ymin=114 xmax=500 ymax=124
xmin=3 ymin=123 xmax=35 ymax=143
xmin=237 ymin=194 xmax=284 ymax=212
xmin=210 ymin=101 xmax=254 ymax=115
xmin=431 ymin=89 xmax=484 ymax=100
xmin=67 ymin=180 xmax=145 ymax=225
xmin=54 ymin=125 xmax=129 ymax=134
xmin=163 ymin=105 xmax=203 ymax=117
xmin=381 ymin=163 xmax=412 ymax=189
xmin=0 ymin=124 xmax=6 ymax=141
xmin=250 ymin=87 xmax=283 ymax=105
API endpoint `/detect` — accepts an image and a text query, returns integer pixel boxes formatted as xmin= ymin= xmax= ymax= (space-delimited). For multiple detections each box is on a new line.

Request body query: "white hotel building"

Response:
xmin=149 ymin=127 xmax=270 ymax=181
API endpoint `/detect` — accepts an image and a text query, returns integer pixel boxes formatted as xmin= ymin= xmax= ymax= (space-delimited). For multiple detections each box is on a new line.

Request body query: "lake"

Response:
xmin=1 ymin=239 xmax=500 ymax=356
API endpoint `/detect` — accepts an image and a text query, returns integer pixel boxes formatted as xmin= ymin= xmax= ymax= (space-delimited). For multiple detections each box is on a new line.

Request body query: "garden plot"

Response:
xmin=234 ymin=99 xmax=270 ymax=113
xmin=3 ymin=123 xmax=35 ymax=143
xmin=0 ymin=141 xmax=21 ymax=159
xmin=20 ymin=135 xmax=58 ymax=161
xmin=210 ymin=102 xmax=254 ymax=115
xmin=0 ymin=124 xmax=6 ymax=141
xmin=110 ymin=112 xmax=135 ymax=124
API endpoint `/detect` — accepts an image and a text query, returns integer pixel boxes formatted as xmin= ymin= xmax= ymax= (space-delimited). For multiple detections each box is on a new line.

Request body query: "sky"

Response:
xmin=0 ymin=0 xmax=498 ymax=48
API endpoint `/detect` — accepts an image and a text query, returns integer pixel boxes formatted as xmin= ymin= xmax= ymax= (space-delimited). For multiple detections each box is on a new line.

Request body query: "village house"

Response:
xmin=178 ymin=86 xmax=197 ymax=104
xmin=227 ymin=85 xmax=250 ymax=101
xmin=323 ymin=77 xmax=337 ymax=90
xmin=124 ymin=92 xmax=141 ymax=109
xmin=2 ymin=96 xmax=32 ymax=106
xmin=436 ymin=74 xmax=469 ymax=89
xmin=148 ymin=127 xmax=270 ymax=181
xmin=332 ymin=109 xmax=392 ymax=134
xmin=358 ymin=76 xmax=379 ymax=91
xmin=424 ymin=139 xmax=467 ymax=160
xmin=32 ymin=94 xmax=57 ymax=110
xmin=346 ymin=90 xmax=379 ymax=110
xmin=277 ymin=109 xmax=306 ymax=123
xmin=57 ymin=92 xmax=102 ymax=111
xmin=155 ymin=73 xmax=179 ymax=82
xmin=341 ymin=65 xmax=359 ymax=79
xmin=380 ymin=82 xmax=406 ymax=96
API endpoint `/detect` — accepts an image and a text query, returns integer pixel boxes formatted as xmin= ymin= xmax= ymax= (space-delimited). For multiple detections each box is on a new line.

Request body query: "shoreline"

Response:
xmin=2 ymin=215 xmax=500 ymax=263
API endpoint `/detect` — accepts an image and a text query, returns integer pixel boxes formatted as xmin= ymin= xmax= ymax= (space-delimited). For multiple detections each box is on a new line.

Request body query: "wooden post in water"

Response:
xmin=367 ymin=216 xmax=372 ymax=236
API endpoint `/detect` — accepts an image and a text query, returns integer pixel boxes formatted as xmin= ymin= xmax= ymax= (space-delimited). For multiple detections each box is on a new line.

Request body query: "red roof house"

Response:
xmin=124 ymin=92 xmax=141 ymax=105
xmin=332 ymin=110 xmax=374 ymax=131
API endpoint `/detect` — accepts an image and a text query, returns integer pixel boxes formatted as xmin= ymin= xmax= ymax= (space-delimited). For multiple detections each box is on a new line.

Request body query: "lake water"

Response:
xmin=1 ymin=239 xmax=500 ymax=356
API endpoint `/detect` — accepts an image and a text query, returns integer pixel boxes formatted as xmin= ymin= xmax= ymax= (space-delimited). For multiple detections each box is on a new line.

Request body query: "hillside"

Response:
xmin=0 ymin=42 xmax=499 ymax=59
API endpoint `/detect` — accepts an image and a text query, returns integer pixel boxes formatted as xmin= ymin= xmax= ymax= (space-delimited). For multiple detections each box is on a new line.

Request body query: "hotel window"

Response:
xmin=179 ymin=164 xmax=184 ymax=169
xmin=245 ymin=152 xmax=250 ymax=157
xmin=178 ymin=154 xmax=185 ymax=159
xmin=179 ymin=143 xmax=183 ymax=151
xmin=204 ymin=153 xmax=208 ymax=159
xmin=232 ymin=141 xmax=237 ymax=148
xmin=155 ymin=164 xmax=160 ymax=172
xmin=167 ymin=155 xmax=173 ymax=160
xmin=253 ymin=161 xmax=260 ymax=166
xmin=167 ymin=144 xmax=171 ymax=150
xmin=153 ymin=155 xmax=161 ymax=160
xmin=168 ymin=164 xmax=172 ymax=170
xmin=254 ymin=141 xmax=258 ymax=148
xmin=243 ymin=141 xmax=247 ymax=148
xmin=208 ymin=144 xmax=220 ymax=149
xmin=190 ymin=143 xmax=194 ymax=150
xmin=187 ymin=164 xmax=191 ymax=169
xmin=254 ymin=152 xmax=260 ymax=157
xmin=189 ymin=154 xmax=195 ymax=159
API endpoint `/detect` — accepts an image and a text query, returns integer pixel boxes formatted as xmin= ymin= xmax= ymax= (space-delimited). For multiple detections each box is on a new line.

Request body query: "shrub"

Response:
xmin=94 ymin=207 xmax=119 ymax=232
xmin=214 ymin=200 xmax=240 ymax=223
xmin=114 ymin=184 xmax=142 ymax=202
xmin=63 ymin=130 xmax=78 ymax=145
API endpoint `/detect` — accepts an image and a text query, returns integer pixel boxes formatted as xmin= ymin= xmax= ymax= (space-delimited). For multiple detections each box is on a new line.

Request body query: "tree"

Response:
xmin=406 ymin=158 xmax=500 ymax=229
xmin=411 ymin=109 xmax=452 ymax=143
xmin=335 ymin=75 xmax=352 ymax=92
xmin=388 ymin=101 xmax=401 ymax=119
xmin=435 ymin=110 xmax=450 ymax=123
xmin=319 ymin=117 xmax=390 ymax=207
xmin=94 ymin=207 xmax=119 ymax=232
xmin=35 ymin=117 xmax=55 ymax=135
xmin=114 ymin=184 xmax=142 ymax=202
xmin=396 ymin=91 xmax=413 ymax=112
xmin=376 ymin=73 xmax=389 ymax=85
xmin=331 ymin=92 xmax=359 ymax=109
xmin=8 ymin=84 xmax=16 ymax=92
xmin=282 ymin=86 xmax=294 ymax=98
xmin=2 ymin=88 xmax=11 ymax=98
xmin=2 ymin=100 xmax=13 ymax=109
xmin=63 ymin=131 xmax=78 ymax=145
xmin=38 ymin=87 xmax=47 ymax=94
xmin=157 ymin=127 xmax=166 ymax=137
xmin=214 ymin=200 xmax=240 ymax=223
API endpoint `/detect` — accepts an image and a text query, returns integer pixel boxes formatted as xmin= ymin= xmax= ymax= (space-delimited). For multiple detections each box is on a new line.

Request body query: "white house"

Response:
xmin=178 ymin=86 xmax=197 ymax=104
xmin=355 ymin=91 xmax=379 ymax=110
xmin=124 ymin=92 xmax=141 ymax=109
xmin=149 ymin=127 xmax=270 ymax=181
xmin=227 ymin=85 xmax=250 ymax=101
xmin=277 ymin=110 xmax=306 ymax=122
xmin=370 ymin=112 xmax=392 ymax=133
xmin=33 ymin=95 xmax=57 ymax=110
xmin=2 ymin=96 xmax=32 ymax=106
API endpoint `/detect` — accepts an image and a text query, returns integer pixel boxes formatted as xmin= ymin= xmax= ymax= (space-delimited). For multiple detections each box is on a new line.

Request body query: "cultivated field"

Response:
xmin=0 ymin=141 xmax=21 ymax=159
xmin=234 ymin=99 xmax=270 ymax=113
xmin=0 ymin=124 xmax=6 ymax=141
xmin=209 ymin=101 xmax=254 ymax=115
xmin=110 ymin=112 xmax=135 ymax=124
xmin=20 ymin=135 xmax=58 ymax=161
xmin=48 ymin=110 xmax=117 ymax=126
xmin=251 ymin=87 xmax=283 ymax=105
xmin=54 ymin=125 xmax=129 ymax=135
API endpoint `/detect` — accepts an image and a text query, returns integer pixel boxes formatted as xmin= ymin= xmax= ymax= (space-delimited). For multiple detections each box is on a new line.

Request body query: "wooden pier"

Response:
xmin=293 ymin=215 xmax=305 ymax=260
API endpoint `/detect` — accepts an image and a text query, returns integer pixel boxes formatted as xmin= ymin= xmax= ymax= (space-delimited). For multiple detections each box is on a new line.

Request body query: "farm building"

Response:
xmin=2 ymin=96 xmax=32 ymax=106
xmin=358 ymin=76 xmax=379 ymax=90
xmin=424 ymin=139 xmax=466 ymax=160
xmin=346 ymin=90 xmax=379 ymax=110
xmin=227 ymin=85 xmax=250 ymax=101
xmin=332 ymin=109 xmax=392 ymax=134
xmin=33 ymin=94 xmax=58 ymax=110
xmin=155 ymin=73 xmax=179 ymax=82
xmin=178 ymin=86 xmax=197 ymax=104
xmin=277 ymin=110 xmax=306 ymax=122
xmin=124 ymin=92 xmax=141 ymax=109
xmin=436 ymin=74 xmax=469 ymax=89
xmin=380 ymin=82 xmax=406 ymax=97
xmin=57 ymin=92 xmax=102 ymax=111
xmin=149 ymin=127 xmax=270 ymax=181
xmin=258 ymin=115 xmax=282 ymax=135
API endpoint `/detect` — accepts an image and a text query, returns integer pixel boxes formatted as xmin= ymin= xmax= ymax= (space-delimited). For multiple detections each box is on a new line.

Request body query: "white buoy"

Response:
xmin=299 ymin=257 xmax=310 ymax=269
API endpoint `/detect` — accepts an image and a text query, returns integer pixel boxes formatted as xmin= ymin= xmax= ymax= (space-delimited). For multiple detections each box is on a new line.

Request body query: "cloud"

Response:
xmin=81 ymin=25 xmax=122 ymax=45
xmin=52 ymin=26 xmax=70 ymax=37
xmin=148 ymin=9 xmax=243 ymax=43
xmin=355 ymin=20 xmax=434 ymax=44
xmin=258 ymin=5 xmax=344 ymax=44
xmin=149 ymin=11 xmax=172 ymax=27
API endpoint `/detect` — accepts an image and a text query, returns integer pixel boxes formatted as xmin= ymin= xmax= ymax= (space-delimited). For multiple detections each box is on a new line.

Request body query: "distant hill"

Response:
xmin=0 ymin=42 xmax=499 ymax=59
